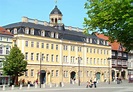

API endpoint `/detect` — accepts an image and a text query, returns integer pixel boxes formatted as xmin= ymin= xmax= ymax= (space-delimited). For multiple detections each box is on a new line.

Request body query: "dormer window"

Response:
xmin=55 ymin=33 xmax=58 ymax=38
xmin=90 ymin=38 xmax=92 ymax=43
xmin=14 ymin=28 xmax=17 ymax=34
xmin=93 ymin=39 xmax=97 ymax=44
xmin=86 ymin=38 xmax=89 ymax=43
xmin=41 ymin=30 xmax=45 ymax=37
xmin=51 ymin=32 xmax=54 ymax=38
xmin=30 ymin=28 xmax=34 ymax=35
xmin=103 ymin=40 xmax=105 ymax=45
xmin=25 ymin=27 xmax=29 ymax=34
xmin=97 ymin=39 xmax=99 ymax=44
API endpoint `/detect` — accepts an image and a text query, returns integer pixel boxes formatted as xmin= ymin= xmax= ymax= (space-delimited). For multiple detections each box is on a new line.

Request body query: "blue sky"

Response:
xmin=0 ymin=0 xmax=87 ymax=29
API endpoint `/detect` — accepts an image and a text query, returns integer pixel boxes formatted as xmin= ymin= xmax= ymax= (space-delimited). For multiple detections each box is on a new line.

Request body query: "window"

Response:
xmin=87 ymin=71 xmax=89 ymax=77
xmin=46 ymin=44 xmax=49 ymax=49
xmin=94 ymin=58 xmax=96 ymax=65
xmin=97 ymin=58 xmax=99 ymax=65
xmin=25 ymin=71 xmax=28 ymax=76
xmin=78 ymin=47 xmax=82 ymax=52
xmin=0 ymin=62 xmax=3 ymax=68
xmin=31 ymin=42 xmax=34 ymax=47
xmin=0 ymin=47 xmax=3 ymax=54
xmin=25 ymin=28 xmax=29 ymax=34
xmin=56 ymin=70 xmax=59 ymax=77
xmin=46 ymin=54 xmax=49 ymax=61
xmin=56 ymin=45 xmax=58 ymax=50
xmin=56 ymin=55 xmax=58 ymax=62
xmin=87 ymin=58 xmax=89 ymax=64
xmin=64 ymin=71 xmax=68 ymax=77
xmin=25 ymin=41 xmax=28 ymax=47
xmin=51 ymin=54 xmax=54 ymax=62
xmin=36 ymin=42 xmax=39 ymax=48
xmin=51 ymin=32 xmax=54 ymax=38
xmin=41 ymin=30 xmax=45 ymax=36
xmin=90 ymin=48 xmax=92 ymax=53
xmin=41 ymin=43 xmax=44 ymax=48
xmin=36 ymin=53 xmax=39 ymax=61
xmin=42 ymin=54 xmax=44 ymax=61
xmin=0 ymin=37 xmax=2 ymax=41
xmin=63 ymin=45 xmax=68 ymax=50
xmin=31 ymin=53 xmax=34 ymax=60
xmin=90 ymin=58 xmax=92 ymax=65
xmin=14 ymin=28 xmax=17 ymax=34
xmin=31 ymin=69 xmax=34 ymax=77
xmin=30 ymin=28 xmax=34 ymax=35
xmin=7 ymin=38 xmax=9 ymax=41
xmin=51 ymin=44 xmax=54 ymax=49
xmin=87 ymin=48 xmax=89 ymax=53
xmin=6 ymin=47 xmax=9 ymax=54
xmin=55 ymin=33 xmax=58 ymax=38
xmin=94 ymin=49 xmax=95 ymax=53
xmin=25 ymin=52 xmax=28 ymax=60
xmin=51 ymin=70 xmax=54 ymax=77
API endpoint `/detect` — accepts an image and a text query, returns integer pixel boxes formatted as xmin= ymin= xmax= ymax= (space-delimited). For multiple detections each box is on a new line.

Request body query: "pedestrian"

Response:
xmin=93 ymin=77 xmax=97 ymax=88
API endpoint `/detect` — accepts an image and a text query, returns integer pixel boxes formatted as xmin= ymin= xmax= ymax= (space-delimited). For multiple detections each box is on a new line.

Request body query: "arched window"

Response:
xmin=14 ymin=28 xmax=17 ymax=34
xmin=55 ymin=33 xmax=58 ymax=38
xmin=41 ymin=30 xmax=45 ymax=37
xmin=30 ymin=28 xmax=34 ymax=35
xmin=25 ymin=27 xmax=29 ymax=34
xmin=51 ymin=32 xmax=54 ymax=38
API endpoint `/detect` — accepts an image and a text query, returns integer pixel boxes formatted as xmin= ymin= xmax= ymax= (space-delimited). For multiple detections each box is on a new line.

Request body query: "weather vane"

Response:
xmin=55 ymin=0 xmax=57 ymax=5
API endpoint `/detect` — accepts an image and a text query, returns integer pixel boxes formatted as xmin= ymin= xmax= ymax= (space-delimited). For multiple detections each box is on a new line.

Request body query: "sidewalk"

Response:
xmin=0 ymin=80 xmax=132 ymax=92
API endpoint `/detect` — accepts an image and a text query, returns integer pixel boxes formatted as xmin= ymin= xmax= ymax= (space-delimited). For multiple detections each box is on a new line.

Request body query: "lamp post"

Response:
xmin=40 ymin=53 xmax=42 ymax=88
xmin=78 ymin=57 xmax=82 ymax=86
xmin=107 ymin=58 xmax=111 ymax=84
xmin=39 ymin=53 xmax=45 ymax=88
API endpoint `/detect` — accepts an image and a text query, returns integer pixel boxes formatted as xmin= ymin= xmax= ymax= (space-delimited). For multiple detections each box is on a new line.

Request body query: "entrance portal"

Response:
xmin=70 ymin=71 xmax=76 ymax=84
xmin=40 ymin=70 xmax=46 ymax=84
xmin=95 ymin=72 xmax=101 ymax=81
xmin=112 ymin=70 xmax=115 ymax=81
xmin=121 ymin=70 xmax=125 ymax=79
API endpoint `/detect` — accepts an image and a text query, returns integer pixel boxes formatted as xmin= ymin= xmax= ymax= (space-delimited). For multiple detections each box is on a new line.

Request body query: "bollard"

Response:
xmin=35 ymin=83 xmax=37 ymax=88
xmin=2 ymin=84 xmax=5 ymax=90
xmin=27 ymin=84 xmax=30 ymax=89
xmin=19 ymin=84 xmax=23 ymax=89
xmin=11 ymin=85 xmax=14 ymax=90
xmin=43 ymin=83 xmax=46 ymax=88
xmin=49 ymin=83 xmax=52 ymax=88
xmin=62 ymin=82 xmax=64 ymax=87
xmin=55 ymin=83 xmax=58 ymax=87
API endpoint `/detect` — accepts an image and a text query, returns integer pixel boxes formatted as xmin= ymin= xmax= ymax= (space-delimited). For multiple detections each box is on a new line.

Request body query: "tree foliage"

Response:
xmin=2 ymin=45 xmax=27 ymax=85
xmin=84 ymin=0 xmax=133 ymax=51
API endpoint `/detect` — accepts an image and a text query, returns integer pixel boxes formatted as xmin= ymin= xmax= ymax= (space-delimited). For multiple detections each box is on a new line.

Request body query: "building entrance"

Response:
xmin=70 ymin=71 xmax=76 ymax=84
xmin=40 ymin=70 xmax=46 ymax=84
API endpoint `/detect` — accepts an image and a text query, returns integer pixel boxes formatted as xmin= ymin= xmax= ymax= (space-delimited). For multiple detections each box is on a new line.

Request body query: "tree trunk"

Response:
xmin=14 ymin=75 xmax=18 ymax=85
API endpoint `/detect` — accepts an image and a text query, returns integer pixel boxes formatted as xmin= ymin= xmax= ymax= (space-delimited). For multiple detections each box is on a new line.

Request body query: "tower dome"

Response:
xmin=49 ymin=5 xmax=63 ymax=24
xmin=50 ymin=5 xmax=63 ymax=15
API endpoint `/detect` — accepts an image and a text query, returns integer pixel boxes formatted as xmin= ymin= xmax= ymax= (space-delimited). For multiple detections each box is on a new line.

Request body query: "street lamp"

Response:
xmin=107 ymin=58 xmax=111 ymax=84
xmin=77 ymin=56 xmax=82 ymax=86
xmin=40 ymin=52 xmax=45 ymax=88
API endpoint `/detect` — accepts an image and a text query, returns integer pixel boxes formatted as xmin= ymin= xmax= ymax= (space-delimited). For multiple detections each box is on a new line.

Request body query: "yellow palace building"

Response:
xmin=3 ymin=5 xmax=111 ymax=85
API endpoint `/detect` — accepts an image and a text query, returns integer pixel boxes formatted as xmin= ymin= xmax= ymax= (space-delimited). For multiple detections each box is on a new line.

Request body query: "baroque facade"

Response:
xmin=3 ymin=6 xmax=111 ymax=84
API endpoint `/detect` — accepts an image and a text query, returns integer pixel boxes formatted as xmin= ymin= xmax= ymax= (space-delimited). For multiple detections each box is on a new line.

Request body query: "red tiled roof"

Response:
xmin=0 ymin=26 xmax=13 ymax=36
xmin=95 ymin=33 xmax=124 ymax=51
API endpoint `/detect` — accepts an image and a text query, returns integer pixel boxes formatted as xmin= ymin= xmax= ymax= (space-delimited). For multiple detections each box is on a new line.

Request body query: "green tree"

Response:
xmin=2 ymin=45 xmax=27 ymax=85
xmin=84 ymin=0 xmax=133 ymax=51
